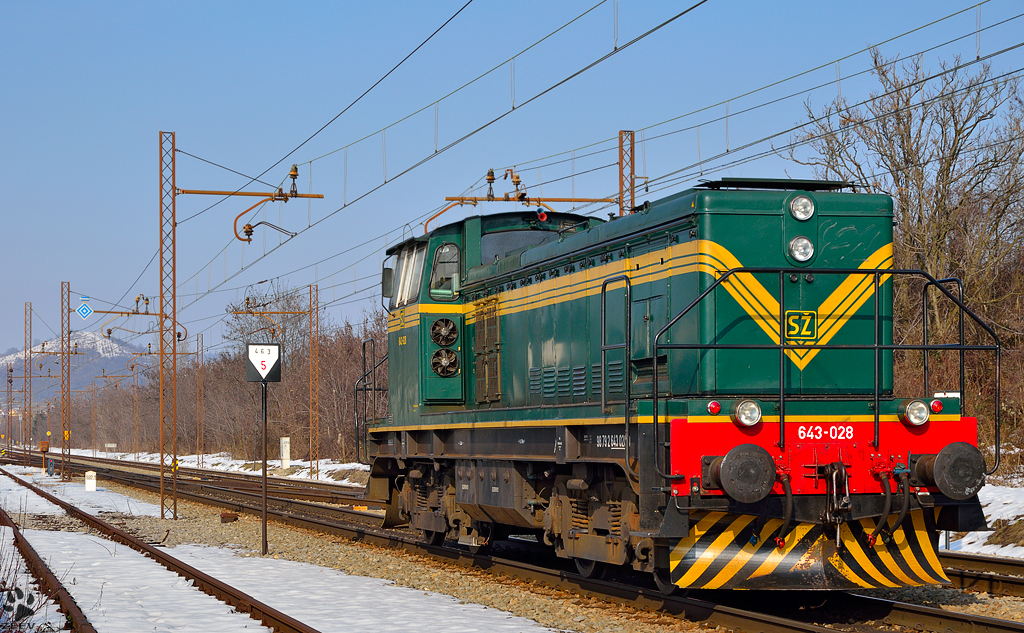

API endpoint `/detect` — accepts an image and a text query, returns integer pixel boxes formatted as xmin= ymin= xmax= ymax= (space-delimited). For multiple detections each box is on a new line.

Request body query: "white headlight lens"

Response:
xmin=790 ymin=195 xmax=815 ymax=221
xmin=789 ymin=236 xmax=814 ymax=262
xmin=733 ymin=400 xmax=762 ymax=427
xmin=902 ymin=399 xmax=930 ymax=426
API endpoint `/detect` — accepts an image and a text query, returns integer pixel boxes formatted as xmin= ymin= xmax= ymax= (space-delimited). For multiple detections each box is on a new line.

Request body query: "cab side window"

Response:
xmin=429 ymin=243 xmax=461 ymax=301
xmin=391 ymin=243 xmax=426 ymax=309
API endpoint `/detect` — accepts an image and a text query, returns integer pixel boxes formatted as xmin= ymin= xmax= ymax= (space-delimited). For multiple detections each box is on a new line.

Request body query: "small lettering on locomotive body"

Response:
xmin=594 ymin=434 xmax=626 ymax=450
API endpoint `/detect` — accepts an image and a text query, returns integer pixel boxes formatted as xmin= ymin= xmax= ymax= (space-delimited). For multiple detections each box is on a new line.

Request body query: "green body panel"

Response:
xmin=378 ymin=186 xmax=895 ymax=432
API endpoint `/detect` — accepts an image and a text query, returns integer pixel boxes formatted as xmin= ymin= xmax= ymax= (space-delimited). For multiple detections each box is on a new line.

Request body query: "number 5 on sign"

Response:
xmin=245 ymin=343 xmax=282 ymax=383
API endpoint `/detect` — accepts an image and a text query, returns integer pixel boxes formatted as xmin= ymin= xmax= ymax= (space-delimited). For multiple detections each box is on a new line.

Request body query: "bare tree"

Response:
xmin=789 ymin=50 xmax=1024 ymax=343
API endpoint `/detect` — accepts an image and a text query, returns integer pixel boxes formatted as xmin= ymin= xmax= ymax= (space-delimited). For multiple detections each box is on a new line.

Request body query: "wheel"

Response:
xmin=652 ymin=567 xmax=679 ymax=595
xmin=421 ymin=529 xmax=446 ymax=546
xmin=573 ymin=557 xmax=606 ymax=579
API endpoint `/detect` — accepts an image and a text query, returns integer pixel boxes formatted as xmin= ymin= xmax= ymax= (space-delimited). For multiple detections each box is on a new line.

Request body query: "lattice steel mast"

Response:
xmin=618 ymin=130 xmax=635 ymax=216
xmin=309 ymin=284 xmax=320 ymax=479
xmin=196 ymin=333 xmax=204 ymax=468
xmin=23 ymin=303 xmax=31 ymax=451
xmin=60 ymin=281 xmax=71 ymax=481
xmin=159 ymin=131 xmax=178 ymax=519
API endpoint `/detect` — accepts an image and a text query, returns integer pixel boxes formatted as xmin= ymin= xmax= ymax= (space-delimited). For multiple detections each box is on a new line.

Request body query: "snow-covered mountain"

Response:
xmin=0 ymin=331 xmax=151 ymax=408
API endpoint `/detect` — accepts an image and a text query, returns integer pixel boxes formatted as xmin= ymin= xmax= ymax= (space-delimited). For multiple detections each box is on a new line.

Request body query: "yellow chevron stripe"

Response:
xmin=827 ymin=548 xmax=876 ymax=588
xmin=703 ymin=519 xmax=782 ymax=589
xmin=747 ymin=523 xmax=817 ymax=579
xmin=913 ymin=510 xmax=950 ymax=583
xmin=670 ymin=512 xmax=727 ymax=572
xmin=677 ymin=515 xmax=757 ymax=587
xmin=858 ymin=518 xmax=921 ymax=586
xmin=840 ymin=523 xmax=899 ymax=587
xmin=889 ymin=515 xmax=939 ymax=584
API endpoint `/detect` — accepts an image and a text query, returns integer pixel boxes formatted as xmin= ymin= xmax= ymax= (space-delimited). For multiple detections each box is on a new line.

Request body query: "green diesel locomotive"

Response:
xmin=359 ymin=178 xmax=999 ymax=591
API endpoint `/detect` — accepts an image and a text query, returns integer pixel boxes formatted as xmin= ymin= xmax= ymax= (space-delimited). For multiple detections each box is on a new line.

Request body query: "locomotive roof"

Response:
xmin=385 ymin=209 xmax=600 ymax=256
xmin=465 ymin=182 xmax=891 ymax=285
xmin=696 ymin=177 xmax=854 ymax=191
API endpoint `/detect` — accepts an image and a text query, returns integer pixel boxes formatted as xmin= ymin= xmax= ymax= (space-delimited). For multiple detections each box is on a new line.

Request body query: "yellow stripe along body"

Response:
xmin=666 ymin=509 xmax=949 ymax=590
xmin=386 ymin=239 xmax=893 ymax=374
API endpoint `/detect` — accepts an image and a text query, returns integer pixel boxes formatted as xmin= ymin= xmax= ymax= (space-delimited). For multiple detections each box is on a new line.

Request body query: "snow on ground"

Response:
xmin=0 ymin=468 xmax=64 ymax=515
xmin=1 ymin=465 xmax=161 ymax=517
xmin=0 ymin=526 xmax=66 ymax=632
xmin=0 ymin=465 xmax=555 ymax=632
xmin=24 ymin=529 xmax=274 ymax=633
xmin=171 ymin=544 xmax=556 ymax=633
xmin=949 ymin=484 xmax=1024 ymax=558
xmin=70 ymin=448 xmax=369 ymax=486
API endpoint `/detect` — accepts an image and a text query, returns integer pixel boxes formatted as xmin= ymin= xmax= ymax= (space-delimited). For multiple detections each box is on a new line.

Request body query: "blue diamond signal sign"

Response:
xmin=76 ymin=303 xmax=93 ymax=320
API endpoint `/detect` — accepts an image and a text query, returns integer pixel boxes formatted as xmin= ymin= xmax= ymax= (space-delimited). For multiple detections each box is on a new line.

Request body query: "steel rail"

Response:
xmin=24 ymin=458 xmax=1024 ymax=633
xmin=4 ymin=458 xmax=836 ymax=633
xmin=0 ymin=469 xmax=323 ymax=633
xmin=0 ymin=505 xmax=98 ymax=633
xmin=835 ymin=592 xmax=1024 ymax=633
xmin=23 ymin=460 xmax=385 ymax=528
xmin=18 ymin=454 xmax=1024 ymax=631
xmin=940 ymin=551 xmax=1024 ymax=597
xmin=76 ymin=463 xmax=1024 ymax=633
xmin=34 ymin=451 xmax=373 ymax=505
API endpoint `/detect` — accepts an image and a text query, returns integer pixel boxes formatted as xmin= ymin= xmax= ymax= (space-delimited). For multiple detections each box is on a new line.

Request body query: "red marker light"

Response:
xmin=931 ymin=399 xmax=943 ymax=413
xmin=708 ymin=401 xmax=721 ymax=415
xmin=537 ymin=211 xmax=548 ymax=222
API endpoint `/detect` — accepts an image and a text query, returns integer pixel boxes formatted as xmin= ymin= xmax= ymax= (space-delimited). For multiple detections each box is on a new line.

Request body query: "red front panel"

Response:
xmin=668 ymin=416 xmax=978 ymax=497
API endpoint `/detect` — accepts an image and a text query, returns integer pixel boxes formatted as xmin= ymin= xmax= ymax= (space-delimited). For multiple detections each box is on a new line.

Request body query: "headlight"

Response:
xmin=899 ymin=399 xmax=930 ymax=426
xmin=790 ymin=195 xmax=814 ymax=221
xmin=732 ymin=400 xmax=762 ymax=427
xmin=789 ymin=236 xmax=814 ymax=262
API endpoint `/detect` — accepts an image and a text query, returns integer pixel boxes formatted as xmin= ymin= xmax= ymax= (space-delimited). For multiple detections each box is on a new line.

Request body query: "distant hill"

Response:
xmin=0 ymin=331 xmax=150 ymax=412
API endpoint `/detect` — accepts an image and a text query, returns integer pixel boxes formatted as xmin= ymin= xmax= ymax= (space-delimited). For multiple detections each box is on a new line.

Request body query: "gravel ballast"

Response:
xmin=22 ymin=473 xmax=1024 ymax=632
xmin=48 ymin=477 xmax=706 ymax=633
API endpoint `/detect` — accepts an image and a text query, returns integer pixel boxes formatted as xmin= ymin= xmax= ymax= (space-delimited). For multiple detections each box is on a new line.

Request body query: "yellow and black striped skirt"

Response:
xmin=666 ymin=509 xmax=948 ymax=590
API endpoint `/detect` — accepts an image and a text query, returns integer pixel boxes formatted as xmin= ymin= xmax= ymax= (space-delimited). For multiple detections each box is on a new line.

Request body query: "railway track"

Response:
xmin=8 ymin=455 xmax=1024 ymax=633
xmin=0 ymin=504 xmax=97 ymax=632
xmin=0 ymin=467 xmax=324 ymax=633
xmin=55 ymin=451 xmax=1024 ymax=599
xmin=940 ymin=551 xmax=1024 ymax=598
xmin=35 ymin=450 xmax=375 ymax=506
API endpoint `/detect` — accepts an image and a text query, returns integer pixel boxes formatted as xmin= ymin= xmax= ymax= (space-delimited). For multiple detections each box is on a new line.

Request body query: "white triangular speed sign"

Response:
xmin=247 ymin=344 xmax=280 ymax=381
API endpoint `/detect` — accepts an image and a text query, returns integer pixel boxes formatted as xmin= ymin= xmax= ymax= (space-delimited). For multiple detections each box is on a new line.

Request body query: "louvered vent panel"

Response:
xmin=556 ymin=367 xmax=572 ymax=398
xmin=542 ymin=367 xmax=557 ymax=399
xmin=529 ymin=367 xmax=542 ymax=394
xmin=572 ymin=366 xmax=587 ymax=397
xmin=606 ymin=360 xmax=624 ymax=394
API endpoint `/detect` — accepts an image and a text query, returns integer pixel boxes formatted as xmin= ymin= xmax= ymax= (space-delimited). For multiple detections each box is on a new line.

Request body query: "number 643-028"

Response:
xmin=796 ymin=425 xmax=855 ymax=441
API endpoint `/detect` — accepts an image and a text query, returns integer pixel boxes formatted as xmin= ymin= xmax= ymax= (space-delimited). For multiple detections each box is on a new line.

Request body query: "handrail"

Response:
xmin=650 ymin=266 xmax=1002 ymax=483
xmin=922 ymin=278 xmax=965 ymax=404
xmin=354 ymin=338 xmax=388 ymax=465
xmin=600 ymin=275 xmax=637 ymax=479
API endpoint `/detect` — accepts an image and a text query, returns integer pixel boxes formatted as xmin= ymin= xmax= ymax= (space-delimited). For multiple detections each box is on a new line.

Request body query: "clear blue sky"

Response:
xmin=2 ymin=0 xmax=1020 ymax=355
